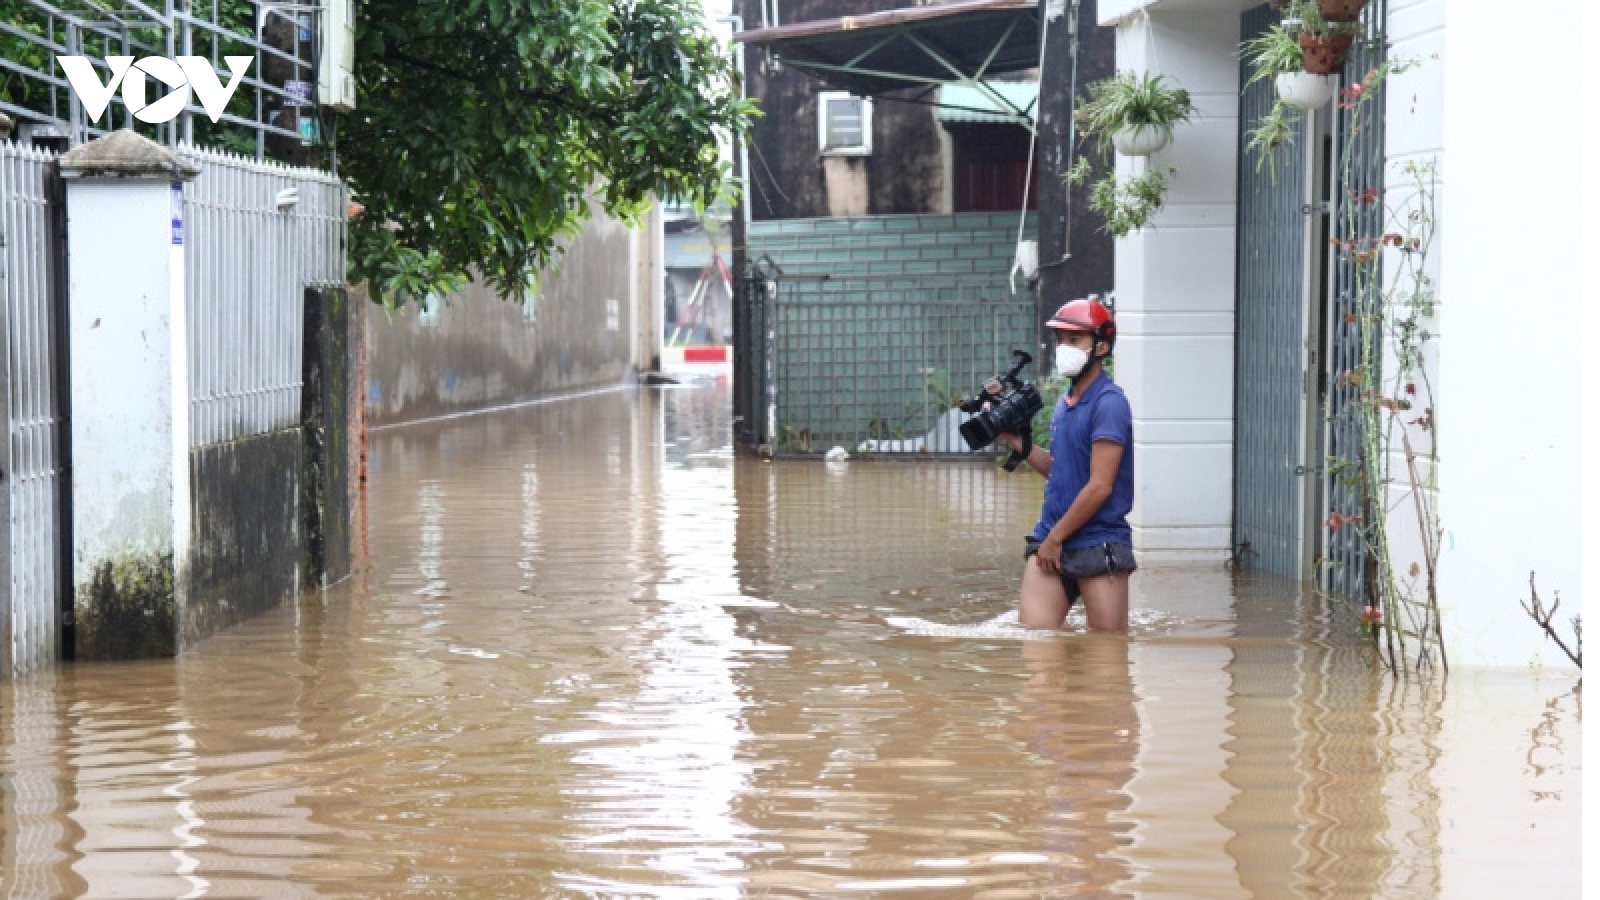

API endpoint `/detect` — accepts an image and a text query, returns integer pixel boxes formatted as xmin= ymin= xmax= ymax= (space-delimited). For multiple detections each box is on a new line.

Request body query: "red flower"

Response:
xmin=1327 ymin=511 xmax=1346 ymax=532
xmin=1361 ymin=606 xmax=1383 ymax=624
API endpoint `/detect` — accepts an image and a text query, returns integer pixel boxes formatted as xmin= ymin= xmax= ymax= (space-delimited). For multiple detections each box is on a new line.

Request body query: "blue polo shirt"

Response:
xmin=1029 ymin=374 xmax=1134 ymax=548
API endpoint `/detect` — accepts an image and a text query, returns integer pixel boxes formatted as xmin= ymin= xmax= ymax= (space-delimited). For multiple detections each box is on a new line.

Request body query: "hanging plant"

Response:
xmin=1299 ymin=31 xmax=1355 ymax=74
xmin=1317 ymin=0 xmax=1367 ymax=23
xmin=1243 ymin=23 xmax=1304 ymax=84
xmin=1264 ymin=2 xmax=1361 ymax=75
xmin=1243 ymin=24 xmax=1337 ymax=110
xmin=1243 ymin=102 xmax=1298 ymax=177
xmin=1067 ymin=158 xmax=1175 ymax=237
xmin=1077 ymin=71 xmax=1195 ymax=158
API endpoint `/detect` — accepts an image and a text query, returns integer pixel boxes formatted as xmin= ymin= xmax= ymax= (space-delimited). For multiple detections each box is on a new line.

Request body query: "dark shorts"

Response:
xmin=1024 ymin=539 xmax=1138 ymax=608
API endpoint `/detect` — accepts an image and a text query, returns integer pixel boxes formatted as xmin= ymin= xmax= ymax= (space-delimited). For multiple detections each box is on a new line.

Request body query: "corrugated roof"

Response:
xmin=936 ymin=82 xmax=1038 ymax=125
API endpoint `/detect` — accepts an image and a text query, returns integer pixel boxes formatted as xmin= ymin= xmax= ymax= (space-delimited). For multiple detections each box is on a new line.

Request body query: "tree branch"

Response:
xmin=1522 ymin=572 xmax=1582 ymax=668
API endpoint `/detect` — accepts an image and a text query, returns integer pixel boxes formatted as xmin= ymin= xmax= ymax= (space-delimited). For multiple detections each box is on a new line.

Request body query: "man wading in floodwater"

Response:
xmin=999 ymin=298 xmax=1136 ymax=632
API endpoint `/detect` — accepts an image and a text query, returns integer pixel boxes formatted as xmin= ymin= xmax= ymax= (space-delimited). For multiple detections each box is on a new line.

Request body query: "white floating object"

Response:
xmin=824 ymin=446 xmax=850 ymax=461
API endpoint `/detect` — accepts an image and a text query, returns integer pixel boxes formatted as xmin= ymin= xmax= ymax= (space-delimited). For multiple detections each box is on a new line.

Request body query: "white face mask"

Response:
xmin=1055 ymin=344 xmax=1089 ymax=377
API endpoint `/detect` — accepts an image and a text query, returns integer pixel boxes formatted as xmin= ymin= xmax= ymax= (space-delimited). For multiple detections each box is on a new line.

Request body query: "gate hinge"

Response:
xmin=1294 ymin=464 xmax=1324 ymax=476
xmin=1301 ymin=202 xmax=1332 ymax=216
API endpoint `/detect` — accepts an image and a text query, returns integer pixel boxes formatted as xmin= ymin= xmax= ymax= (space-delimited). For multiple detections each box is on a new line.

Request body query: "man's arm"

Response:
xmin=1034 ymin=439 xmax=1123 ymax=575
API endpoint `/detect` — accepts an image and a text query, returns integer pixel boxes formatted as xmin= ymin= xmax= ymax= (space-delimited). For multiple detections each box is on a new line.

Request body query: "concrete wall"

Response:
xmin=364 ymin=201 xmax=658 ymax=427
xmin=185 ymin=431 xmax=302 ymax=648
xmin=1099 ymin=6 xmax=1241 ymax=563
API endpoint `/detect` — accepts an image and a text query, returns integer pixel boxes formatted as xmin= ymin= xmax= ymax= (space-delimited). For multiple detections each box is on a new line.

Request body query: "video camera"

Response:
xmin=957 ymin=350 xmax=1044 ymax=472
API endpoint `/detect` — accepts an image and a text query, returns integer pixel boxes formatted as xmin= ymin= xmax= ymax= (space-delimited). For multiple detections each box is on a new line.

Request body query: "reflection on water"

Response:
xmin=2 ymin=379 xmax=1580 ymax=898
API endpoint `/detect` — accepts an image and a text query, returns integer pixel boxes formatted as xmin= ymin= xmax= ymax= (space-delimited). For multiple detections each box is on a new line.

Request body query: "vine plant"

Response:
xmin=1325 ymin=61 xmax=1444 ymax=674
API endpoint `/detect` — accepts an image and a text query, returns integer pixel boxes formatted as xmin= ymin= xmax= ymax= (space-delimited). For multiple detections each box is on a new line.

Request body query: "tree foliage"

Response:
xmin=343 ymin=0 xmax=754 ymax=307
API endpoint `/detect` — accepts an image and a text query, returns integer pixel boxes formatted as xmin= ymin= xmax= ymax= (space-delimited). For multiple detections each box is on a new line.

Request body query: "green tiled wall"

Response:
xmin=749 ymin=212 xmax=1037 ymax=280
xmin=745 ymin=213 xmax=1041 ymax=454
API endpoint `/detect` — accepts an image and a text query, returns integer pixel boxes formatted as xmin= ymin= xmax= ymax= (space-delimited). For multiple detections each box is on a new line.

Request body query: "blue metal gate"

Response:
xmin=1233 ymin=4 xmax=1313 ymax=577
xmin=1321 ymin=1 xmax=1387 ymax=601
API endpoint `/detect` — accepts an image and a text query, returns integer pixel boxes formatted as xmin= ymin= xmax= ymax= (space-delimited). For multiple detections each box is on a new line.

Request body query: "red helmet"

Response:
xmin=1046 ymin=298 xmax=1116 ymax=349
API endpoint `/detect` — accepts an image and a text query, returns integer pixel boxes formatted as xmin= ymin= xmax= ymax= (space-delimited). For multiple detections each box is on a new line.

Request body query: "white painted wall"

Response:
xmin=1101 ymin=7 xmax=1241 ymax=562
xmin=66 ymin=180 xmax=185 ymax=580
xmin=1432 ymin=0 xmax=1583 ymax=670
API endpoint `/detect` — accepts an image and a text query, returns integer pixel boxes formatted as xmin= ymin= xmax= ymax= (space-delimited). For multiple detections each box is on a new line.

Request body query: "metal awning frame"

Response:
xmin=777 ymin=18 xmax=1036 ymax=132
xmin=744 ymin=3 xmax=1041 ymax=132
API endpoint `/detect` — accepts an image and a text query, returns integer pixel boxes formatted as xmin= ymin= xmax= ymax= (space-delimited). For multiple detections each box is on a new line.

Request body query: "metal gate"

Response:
xmin=735 ymin=271 xmax=1037 ymax=456
xmin=733 ymin=260 xmax=774 ymax=451
xmin=1233 ymin=3 xmax=1315 ymax=577
xmin=0 ymin=143 xmax=67 ymax=676
xmin=1321 ymin=1 xmax=1387 ymax=600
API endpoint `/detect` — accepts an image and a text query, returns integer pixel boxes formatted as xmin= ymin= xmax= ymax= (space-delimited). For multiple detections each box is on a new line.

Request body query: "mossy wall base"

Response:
xmin=74 ymin=553 xmax=176 ymax=660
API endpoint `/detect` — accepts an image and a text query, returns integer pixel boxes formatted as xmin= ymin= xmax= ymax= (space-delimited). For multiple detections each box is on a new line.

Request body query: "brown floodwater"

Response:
xmin=2 ymin=379 xmax=1581 ymax=899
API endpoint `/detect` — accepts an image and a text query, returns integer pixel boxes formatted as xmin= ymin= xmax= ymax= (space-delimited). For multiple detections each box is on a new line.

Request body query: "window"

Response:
xmin=950 ymin=124 xmax=1037 ymax=212
xmin=818 ymin=91 xmax=872 ymax=156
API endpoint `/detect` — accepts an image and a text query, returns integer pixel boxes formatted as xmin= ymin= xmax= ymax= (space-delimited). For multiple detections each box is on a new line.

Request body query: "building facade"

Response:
xmin=1098 ymin=0 xmax=1586 ymax=670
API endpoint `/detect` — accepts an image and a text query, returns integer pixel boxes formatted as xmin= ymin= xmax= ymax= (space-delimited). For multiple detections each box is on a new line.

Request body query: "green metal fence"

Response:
xmin=735 ymin=272 xmax=1039 ymax=457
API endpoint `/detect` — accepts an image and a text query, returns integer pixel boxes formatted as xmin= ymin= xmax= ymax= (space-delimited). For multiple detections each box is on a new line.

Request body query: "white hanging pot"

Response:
xmin=1276 ymin=72 xmax=1338 ymax=110
xmin=1113 ymin=124 xmax=1170 ymax=157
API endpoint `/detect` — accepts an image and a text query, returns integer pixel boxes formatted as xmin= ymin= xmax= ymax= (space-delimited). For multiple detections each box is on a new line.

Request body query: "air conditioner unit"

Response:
xmin=318 ymin=0 xmax=356 ymax=111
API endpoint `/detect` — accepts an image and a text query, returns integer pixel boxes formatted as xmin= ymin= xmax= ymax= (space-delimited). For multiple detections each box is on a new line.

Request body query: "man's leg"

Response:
xmin=1020 ymin=560 xmax=1073 ymax=629
xmin=1078 ymin=571 xmax=1130 ymax=633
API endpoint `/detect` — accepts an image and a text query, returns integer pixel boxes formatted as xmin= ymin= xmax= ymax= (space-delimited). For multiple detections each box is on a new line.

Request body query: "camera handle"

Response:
xmin=1003 ymin=431 xmax=1032 ymax=473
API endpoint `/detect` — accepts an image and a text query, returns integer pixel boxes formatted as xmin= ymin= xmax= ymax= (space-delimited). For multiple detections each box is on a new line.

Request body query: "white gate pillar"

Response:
xmin=1100 ymin=8 xmax=1241 ymax=563
xmin=59 ymin=130 xmax=198 ymax=659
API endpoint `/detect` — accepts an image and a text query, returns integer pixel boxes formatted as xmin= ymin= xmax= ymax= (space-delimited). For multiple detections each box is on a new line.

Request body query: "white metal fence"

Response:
xmin=1 ymin=0 xmax=323 ymax=157
xmin=179 ymin=144 xmax=345 ymax=447
xmin=0 ymin=142 xmax=65 ymax=676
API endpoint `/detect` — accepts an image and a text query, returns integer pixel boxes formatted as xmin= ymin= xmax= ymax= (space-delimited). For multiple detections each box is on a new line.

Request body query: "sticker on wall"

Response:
xmin=170 ymin=181 xmax=184 ymax=246
xmin=605 ymin=298 xmax=619 ymax=332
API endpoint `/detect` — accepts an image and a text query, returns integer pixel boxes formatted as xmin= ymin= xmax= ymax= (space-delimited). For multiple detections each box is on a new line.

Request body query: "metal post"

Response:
xmin=0 ymin=163 xmax=14 ymax=675
xmin=763 ymin=278 xmax=778 ymax=452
